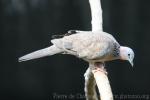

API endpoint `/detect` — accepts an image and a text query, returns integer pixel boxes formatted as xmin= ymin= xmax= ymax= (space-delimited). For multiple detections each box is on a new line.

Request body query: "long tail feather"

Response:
xmin=18 ymin=45 xmax=62 ymax=62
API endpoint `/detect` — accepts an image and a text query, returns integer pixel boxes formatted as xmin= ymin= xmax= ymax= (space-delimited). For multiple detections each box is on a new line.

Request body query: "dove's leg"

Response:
xmin=18 ymin=45 xmax=62 ymax=62
xmin=94 ymin=62 xmax=107 ymax=74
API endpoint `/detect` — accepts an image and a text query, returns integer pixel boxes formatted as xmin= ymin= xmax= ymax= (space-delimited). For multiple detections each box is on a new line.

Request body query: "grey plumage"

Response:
xmin=52 ymin=31 xmax=120 ymax=62
xmin=19 ymin=31 xmax=120 ymax=63
xmin=19 ymin=45 xmax=62 ymax=62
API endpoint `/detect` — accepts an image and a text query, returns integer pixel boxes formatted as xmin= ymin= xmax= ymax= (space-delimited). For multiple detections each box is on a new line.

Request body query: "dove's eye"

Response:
xmin=128 ymin=54 xmax=130 ymax=57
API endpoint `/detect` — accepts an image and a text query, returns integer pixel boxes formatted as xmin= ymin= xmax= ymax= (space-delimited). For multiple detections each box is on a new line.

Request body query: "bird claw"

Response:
xmin=90 ymin=62 xmax=108 ymax=75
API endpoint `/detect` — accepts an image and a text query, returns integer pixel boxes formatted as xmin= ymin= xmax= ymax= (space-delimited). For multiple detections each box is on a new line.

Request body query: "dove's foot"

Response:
xmin=91 ymin=62 xmax=107 ymax=75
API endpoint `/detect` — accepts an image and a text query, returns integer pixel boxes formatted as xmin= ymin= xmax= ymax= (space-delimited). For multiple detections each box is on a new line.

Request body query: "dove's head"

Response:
xmin=120 ymin=46 xmax=134 ymax=67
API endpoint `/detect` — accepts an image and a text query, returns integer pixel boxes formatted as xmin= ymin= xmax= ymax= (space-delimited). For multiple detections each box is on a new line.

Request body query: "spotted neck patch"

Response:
xmin=113 ymin=43 xmax=120 ymax=57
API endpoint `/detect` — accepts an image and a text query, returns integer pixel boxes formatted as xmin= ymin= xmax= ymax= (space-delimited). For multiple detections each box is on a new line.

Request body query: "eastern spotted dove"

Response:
xmin=19 ymin=31 xmax=134 ymax=66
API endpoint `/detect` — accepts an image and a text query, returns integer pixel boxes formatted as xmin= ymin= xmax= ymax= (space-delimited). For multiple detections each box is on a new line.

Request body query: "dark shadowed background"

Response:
xmin=0 ymin=0 xmax=150 ymax=100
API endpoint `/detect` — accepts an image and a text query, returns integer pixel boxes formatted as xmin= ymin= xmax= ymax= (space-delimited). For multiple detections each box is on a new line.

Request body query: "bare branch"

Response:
xmin=89 ymin=0 xmax=103 ymax=31
xmin=86 ymin=0 xmax=113 ymax=99
xmin=90 ymin=63 xmax=113 ymax=100
xmin=84 ymin=68 xmax=98 ymax=100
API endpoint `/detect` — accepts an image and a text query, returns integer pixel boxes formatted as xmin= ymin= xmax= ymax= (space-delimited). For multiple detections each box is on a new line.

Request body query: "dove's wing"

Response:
xmin=51 ymin=32 xmax=120 ymax=61
xmin=74 ymin=33 xmax=115 ymax=60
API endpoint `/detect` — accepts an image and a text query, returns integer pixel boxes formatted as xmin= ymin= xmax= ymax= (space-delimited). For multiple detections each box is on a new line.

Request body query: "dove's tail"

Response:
xmin=18 ymin=45 xmax=62 ymax=62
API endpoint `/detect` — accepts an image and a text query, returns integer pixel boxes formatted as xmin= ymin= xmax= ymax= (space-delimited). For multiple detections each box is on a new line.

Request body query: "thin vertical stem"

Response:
xmin=84 ymin=68 xmax=98 ymax=100
xmin=89 ymin=0 xmax=103 ymax=31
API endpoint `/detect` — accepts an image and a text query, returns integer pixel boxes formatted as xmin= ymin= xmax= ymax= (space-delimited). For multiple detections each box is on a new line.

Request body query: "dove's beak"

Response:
xmin=129 ymin=60 xmax=134 ymax=67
